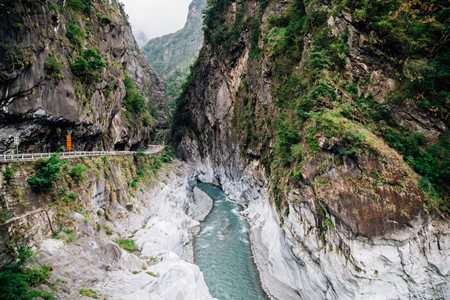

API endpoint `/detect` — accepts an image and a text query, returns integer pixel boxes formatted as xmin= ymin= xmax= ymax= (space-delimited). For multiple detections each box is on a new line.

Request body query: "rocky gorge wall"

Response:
xmin=172 ymin=0 xmax=450 ymax=298
xmin=0 ymin=0 xmax=168 ymax=153
xmin=0 ymin=152 xmax=215 ymax=299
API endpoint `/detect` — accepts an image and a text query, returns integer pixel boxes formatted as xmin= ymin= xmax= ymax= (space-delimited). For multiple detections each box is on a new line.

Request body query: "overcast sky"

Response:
xmin=120 ymin=0 xmax=192 ymax=46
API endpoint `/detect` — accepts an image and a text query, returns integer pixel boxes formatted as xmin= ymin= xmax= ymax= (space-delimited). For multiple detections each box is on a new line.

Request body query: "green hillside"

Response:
xmin=142 ymin=0 xmax=206 ymax=107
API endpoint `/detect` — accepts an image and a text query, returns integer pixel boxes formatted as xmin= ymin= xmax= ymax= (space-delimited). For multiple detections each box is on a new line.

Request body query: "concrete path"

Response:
xmin=0 ymin=145 xmax=165 ymax=163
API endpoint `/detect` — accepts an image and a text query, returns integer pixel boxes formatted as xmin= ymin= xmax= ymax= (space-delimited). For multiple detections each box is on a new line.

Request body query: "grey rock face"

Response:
xmin=0 ymin=0 xmax=168 ymax=153
xmin=191 ymin=187 xmax=213 ymax=222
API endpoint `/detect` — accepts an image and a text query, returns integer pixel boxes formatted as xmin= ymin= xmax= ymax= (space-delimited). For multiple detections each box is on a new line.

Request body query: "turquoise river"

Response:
xmin=195 ymin=182 xmax=267 ymax=300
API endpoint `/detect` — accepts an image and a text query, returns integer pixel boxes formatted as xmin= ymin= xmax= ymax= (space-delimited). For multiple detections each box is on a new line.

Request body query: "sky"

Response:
xmin=119 ymin=0 xmax=192 ymax=46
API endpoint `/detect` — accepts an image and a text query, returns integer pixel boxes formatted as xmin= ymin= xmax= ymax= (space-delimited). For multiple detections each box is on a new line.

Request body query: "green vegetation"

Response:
xmin=96 ymin=12 xmax=112 ymax=28
xmin=172 ymin=69 xmax=198 ymax=133
xmin=123 ymin=74 xmax=146 ymax=114
xmin=114 ymin=238 xmax=136 ymax=253
xmin=122 ymin=73 xmax=156 ymax=128
xmin=57 ymin=187 xmax=77 ymax=203
xmin=27 ymin=153 xmax=68 ymax=194
xmin=3 ymin=164 xmax=16 ymax=183
xmin=127 ymin=147 xmax=175 ymax=188
xmin=70 ymin=164 xmax=88 ymax=181
xmin=203 ymin=0 xmax=264 ymax=53
xmin=66 ymin=0 xmax=93 ymax=14
xmin=7 ymin=47 xmax=32 ymax=70
xmin=164 ymin=65 xmax=194 ymax=109
xmin=382 ymin=126 xmax=450 ymax=212
xmin=53 ymin=228 xmax=77 ymax=243
xmin=342 ymin=0 xmax=450 ymax=123
xmin=44 ymin=56 xmax=64 ymax=79
xmin=0 ymin=247 xmax=54 ymax=300
xmin=133 ymin=148 xmax=146 ymax=157
xmin=103 ymin=225 xmax=113 ymax=235
xmin=71 ymin=48 xmax=106 ymax=82
xmin=49 ymin=0 xmax=59 ymax=12
xmin=0 ymin=209 xmax=13 ymax=223
xmin=79 ymin=288 xmax=99 ymax=299
xmin=324 ymin=218 xmax=334 ymax=228
xmin=203 ymin=0 xmax=233 ymax=47
xmin=66 ymin=22 xmax=85 ymax=48
xmin=146 ymin=271 xmax=159 ymax=277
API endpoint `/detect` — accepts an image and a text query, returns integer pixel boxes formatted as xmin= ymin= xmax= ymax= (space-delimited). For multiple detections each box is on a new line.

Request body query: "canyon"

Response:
xmin=0 ymin=0 xmax=449 ymax=299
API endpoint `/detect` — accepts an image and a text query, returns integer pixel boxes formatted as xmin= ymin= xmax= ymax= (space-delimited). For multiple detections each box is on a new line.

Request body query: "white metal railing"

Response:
xmin=1 ymin=145 xmax=163 ymax=162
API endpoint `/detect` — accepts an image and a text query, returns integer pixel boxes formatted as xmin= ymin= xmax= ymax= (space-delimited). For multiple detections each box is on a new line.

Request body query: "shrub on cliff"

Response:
xmin=27 ymin=153 xmax=67 ymax=194
xmin=66 ymin=22 xmax=85 ymax=48
xmin=123 ymin=74 xmax=146 ymax=114
xmin=44 ymin=56 xmax=64 ymax=79
xmin=0 ymin=247 xmax=54 ymax=300
xmin=3 ymin=164 xmax=15 ymax=183
xmin=71 ymin=48 xmax=106 ymax=82
xmin=69 ymin=164 xmax=88 ymax=181
xmin=66 ymin=0 xmax=93 ymax=14
xmin=114 ymin=238 xmax=136 ymax=253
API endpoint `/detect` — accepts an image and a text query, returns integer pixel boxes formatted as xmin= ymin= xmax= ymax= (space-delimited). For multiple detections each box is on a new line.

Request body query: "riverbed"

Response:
xmin=194 ymin=182 xmax=266 ymax=300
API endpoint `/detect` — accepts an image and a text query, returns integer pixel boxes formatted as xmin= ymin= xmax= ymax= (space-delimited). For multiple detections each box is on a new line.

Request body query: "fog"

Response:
xmin=119 ymin=0 xmax=192 ymax=46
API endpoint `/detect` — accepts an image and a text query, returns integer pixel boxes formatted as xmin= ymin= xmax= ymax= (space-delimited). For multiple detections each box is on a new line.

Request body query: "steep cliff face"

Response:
xmin=0 ymin=0 xmax=168 ymax=153
xmin=142 ymin=0 xmax=206 ymax=106
xmin=172 ymin=0 xmax=449 ymax=298
xmin=0 ymin=153 xmax=213 ymax=299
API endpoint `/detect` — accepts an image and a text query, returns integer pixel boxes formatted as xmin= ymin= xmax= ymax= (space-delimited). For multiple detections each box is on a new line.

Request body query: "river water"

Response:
xmin=195 ymin=182 xmax=266 ymax=300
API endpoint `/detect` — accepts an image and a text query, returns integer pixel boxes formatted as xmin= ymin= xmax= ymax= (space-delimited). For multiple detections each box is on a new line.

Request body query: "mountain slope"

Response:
xmin=0 ymin=1 xmax=212 ymax=298
xmin=142 ymin=0 xmax=206 ymax=106
xmin=172 ymin=0 xmax=450 ymax=298
xmin=0 ymin=0 xmax=169 ymax=153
